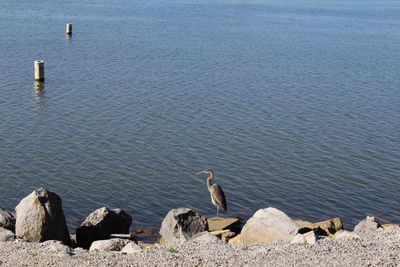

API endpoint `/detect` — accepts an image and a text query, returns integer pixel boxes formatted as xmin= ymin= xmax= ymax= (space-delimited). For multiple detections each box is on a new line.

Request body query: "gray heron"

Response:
xmin=197 ymin=169 xmax=227 ymax=220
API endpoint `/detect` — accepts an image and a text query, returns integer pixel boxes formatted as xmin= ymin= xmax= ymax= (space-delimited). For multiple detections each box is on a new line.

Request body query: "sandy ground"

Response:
xmin=0 ymin=227 xmax=399 ymax=267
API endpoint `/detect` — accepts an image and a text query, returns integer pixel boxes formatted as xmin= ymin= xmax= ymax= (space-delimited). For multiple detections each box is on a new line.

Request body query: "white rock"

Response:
xmin=45 ymin=240 xmax=74 ymax=256
xmin=239 ymin=207 xmax=300 ymax=244
xmin=89 ymin=238 xmax=130 ymax=252
xmin=290 ymin=231 xmax=317 ymax=245
xmin=354 ymin=216 xmax=381 ymax=236
xmin=191 ymin=231 xmax=220 ymax=243
xmin=121 ymin=241 xmax=142 ymax=254
xmin=334 ymin=231 xmax=361 ymax=240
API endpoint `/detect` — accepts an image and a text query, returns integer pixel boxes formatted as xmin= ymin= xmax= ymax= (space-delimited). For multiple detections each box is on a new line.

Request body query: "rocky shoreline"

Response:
xmin=0 ymin=188 xmax=399 ymax=266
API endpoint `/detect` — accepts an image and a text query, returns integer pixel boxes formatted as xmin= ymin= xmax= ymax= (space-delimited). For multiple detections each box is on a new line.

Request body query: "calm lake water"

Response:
xmin=0 ymin=0 xmax=399 ymax=235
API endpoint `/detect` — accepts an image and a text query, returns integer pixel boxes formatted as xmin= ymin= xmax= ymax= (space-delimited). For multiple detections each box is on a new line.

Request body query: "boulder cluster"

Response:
xmin=0 ymin=187 xmax=398 ymax=257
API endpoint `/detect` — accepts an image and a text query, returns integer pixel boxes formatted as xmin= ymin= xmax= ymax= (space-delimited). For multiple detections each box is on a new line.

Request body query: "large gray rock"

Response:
xmin=159 ymin=208 xmax=208 ymax=245
xmin=75 ymin=207 xmax=132 ymax=249
xmin=0 ymin=208 xmax=16 ymax=232
xmin=354 ymin=216 xmax=381 ymax=236
xmin=15 ymin=188 xmax=71 ymax=246
xmin=89 ymin=238 xmax=131 ymax=252
xmin=239 ymin=207 xmax=300 ymax=244
xmin=0 ymin=227 xmax=16 ymax=241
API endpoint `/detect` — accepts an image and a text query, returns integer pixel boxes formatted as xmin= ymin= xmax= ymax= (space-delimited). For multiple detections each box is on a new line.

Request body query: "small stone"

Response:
xmin=290 ymin=231 xmax=317 ymax=245
xmin=89 ymin=238 xmax=130 ymax=252
xmin=45 ymin=240 xmax=74 ymax=256
xmin=121 ymin=241 xmax=142 ymax=254
xmin=192 ymin=231 xmax=220 ymax=243
xmin=0 ymin=227 xmax=16 ymax=241
xmin=210 ymin=229 xmax=230 ymax=237
xmin=221 ymin=231 xmax=236 ymax=243
xmin=334 ymin=231 xmax=361 ymax=240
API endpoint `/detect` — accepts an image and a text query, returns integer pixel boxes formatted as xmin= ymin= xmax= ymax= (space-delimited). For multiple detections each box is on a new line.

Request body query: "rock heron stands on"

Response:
xmin=197 ymin=169 xmax=227 ymax=220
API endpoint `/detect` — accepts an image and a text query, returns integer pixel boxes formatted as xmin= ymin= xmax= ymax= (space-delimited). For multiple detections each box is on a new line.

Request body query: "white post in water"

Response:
xmin=34 ymin=60 xmax=44 ymax=81
xmin=66 ymin=23 xmax=72 ymax=35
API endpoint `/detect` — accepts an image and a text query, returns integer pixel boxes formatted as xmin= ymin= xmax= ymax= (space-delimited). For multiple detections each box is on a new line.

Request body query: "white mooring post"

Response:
xmin=66 ymin=24 xmax=72 ymax=35
xmin=34 ymin=60 xmax=44 ymax=81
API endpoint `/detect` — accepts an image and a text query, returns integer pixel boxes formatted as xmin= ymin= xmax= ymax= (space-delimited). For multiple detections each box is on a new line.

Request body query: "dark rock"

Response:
xmin=15 ymin=188 xmax=71 ymax=246
xmin=159 ymin=208 xmax=208 ymax=245
xmin=0 ymin=208 xmax=16 ymax=232
xmin=75 ymin=207 xmax=132 ymax=249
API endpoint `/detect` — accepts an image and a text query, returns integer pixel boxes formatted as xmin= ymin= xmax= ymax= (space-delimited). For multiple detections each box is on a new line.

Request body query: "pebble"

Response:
xmin=0 ymin=227 xmax=399 ymax=266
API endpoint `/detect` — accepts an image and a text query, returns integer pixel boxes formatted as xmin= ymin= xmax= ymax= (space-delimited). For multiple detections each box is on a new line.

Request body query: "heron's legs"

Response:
xmin=216 ymin=206 xmax=220 ymax=221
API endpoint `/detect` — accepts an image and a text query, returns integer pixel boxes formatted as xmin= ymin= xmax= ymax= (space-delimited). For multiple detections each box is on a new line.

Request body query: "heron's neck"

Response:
xmin=206 ymin=172 xmax=214 ymax=190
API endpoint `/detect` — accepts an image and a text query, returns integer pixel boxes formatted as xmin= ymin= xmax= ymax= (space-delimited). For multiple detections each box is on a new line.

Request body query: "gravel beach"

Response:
xmin=0 ymin=227 xmax=399 ymax=266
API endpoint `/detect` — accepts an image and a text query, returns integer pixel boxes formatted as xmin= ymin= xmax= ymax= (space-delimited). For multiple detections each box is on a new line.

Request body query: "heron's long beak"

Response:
xmin=196 ymin=171 xmax=206 ymax=174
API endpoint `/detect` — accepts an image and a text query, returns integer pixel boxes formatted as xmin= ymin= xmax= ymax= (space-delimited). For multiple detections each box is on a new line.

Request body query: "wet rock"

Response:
xmin=239 ymin=207 xmax=300 ymax=244
xmin=0 ymin=208 xmax=16 ymax=232
xmin=159 ymin=208 xmax=208 ymax=245
xmin=75 ymin=207 xmax=132 ymax=249
xmin=15 ymin=188 xmax=71 ymax=245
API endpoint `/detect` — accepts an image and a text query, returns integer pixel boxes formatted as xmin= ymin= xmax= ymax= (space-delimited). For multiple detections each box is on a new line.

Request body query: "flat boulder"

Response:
xmin=76 ymin=207 xmax=132 ymax=249
xmin=207 ymin=217 xmax=241 ymax=233
xmin=15 ymin=188 xmax=71 ymax=245
xmin=295 ymin=218 xmax=343 ymax=237
xmin=0 ymin=208 xmax=16 ymax=232
xmin=239 ymin=207 xmax=300 ymax=244
xmin=159 ymin=208 xmax=208 ymax=245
